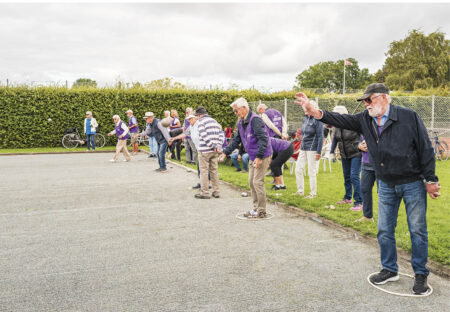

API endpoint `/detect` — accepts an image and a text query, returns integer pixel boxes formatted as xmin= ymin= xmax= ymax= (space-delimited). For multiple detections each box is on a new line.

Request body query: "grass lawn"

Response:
xmin=174 ymin=155 xmax=449 ymax=267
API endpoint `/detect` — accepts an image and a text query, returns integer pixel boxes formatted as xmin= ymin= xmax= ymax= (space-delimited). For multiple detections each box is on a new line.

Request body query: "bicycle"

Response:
xmin=127 ymin=134 xmax=150 ymax=147
xmin=62 ymin=127 xmax=106 ymax=149
xmin=431 ymin=131 xmax=448 ymax=161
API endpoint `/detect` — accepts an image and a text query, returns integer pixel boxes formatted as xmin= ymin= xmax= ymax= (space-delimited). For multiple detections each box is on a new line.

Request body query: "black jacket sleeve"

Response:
xmin=251 ymin=117 xmax=269 ymax=159
xmin=223 ymin=130 xmax=242 ymax=155
xmin=414 ymin=112 xmax=438 ymax=182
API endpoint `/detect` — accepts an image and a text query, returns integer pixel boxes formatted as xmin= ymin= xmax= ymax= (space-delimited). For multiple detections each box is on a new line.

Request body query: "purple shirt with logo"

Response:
xmin=270 ymin=137 xmax=291 ymax=153
xmin=264 ymin=108 xmax=283 ymax=137
xmin=115 ymin=121 xmax=130 ymax=140
xmin=128 ymin=116 xmax=140 ymax=133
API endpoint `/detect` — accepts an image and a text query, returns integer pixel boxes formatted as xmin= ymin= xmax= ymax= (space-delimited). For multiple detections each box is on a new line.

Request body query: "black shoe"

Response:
xmin=279 ymin=185 xmax=286 ymax=190
xmin=209 ymin=185 xmax=212 ymax=189
xmin=192 ymin=183 xmax=201 ymax=189
xmin=195 ymin=194 xmax=210 ymax=199
xmin=148 ymin=154 xmax=152 ymax=158
xmin=212 ymin=192 xmax=220 ymax=198
xmin=159 ymin=168 xmax=168 ymax=173
xmin=413 ymin=274 xmax=429 ymax=295
xmin=235 ymin=168 xmax=242 ymax=172
xmin=154 ymin=168 xmax=161 ymax=171
xmin=369 ymin=269 xmax=399 ymax=285
xmin=271 ymin=185 xmax=280 ymax=191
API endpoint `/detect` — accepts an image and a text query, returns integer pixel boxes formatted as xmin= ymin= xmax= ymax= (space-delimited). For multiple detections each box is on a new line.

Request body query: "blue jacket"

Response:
xmin=300 ymin=116 xmax=323 ymax=154
xmin=321 ymin=104 xmax=437 ymax=186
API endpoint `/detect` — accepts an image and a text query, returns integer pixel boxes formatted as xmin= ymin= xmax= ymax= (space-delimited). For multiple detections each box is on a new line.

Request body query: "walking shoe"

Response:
xmin=354 ymin=216 xmax=374 ymax=223
xmin=241 ymin=170 xmax=247 ymax=173
xmin=243 ymin=209 xmax=258 ymax=218
xmin=235 ymin=168 xmax=242 ymax=172
xmin=294 ymin=191 xmax=304 ymax=196
xmin=109 ymin=159 xmax=116 ymax=162
xmin=212 ymin=192 xmax=220 ymax=198
xmin=337 ymin=199 xmax=352 ymax=204
xmin=305 ymin=194 xmax=315 ymax=199
xmin=154 ymin=168 xmax=161 ymax=171
xmin=123 ymin=159 xmax=130 ymax=162
xmin=147 ymin=154 xmax=152 ymax=158
xmin=159 ymin=168 xmax=168 ymax=173
xmin=195 ymin=194 xmax=210 ymax=199
xmin=192 ymin=183 xmax=201 ymax=189
xmin=350 ymin=204 xmax=363 ymax=211
xmin=413 ymin=274 xmax=429 ymax=295
xmin=369 ymin=269 xmax=399 ymax=285
xmin=278 ymin=185 xmax=286 ymax=190
xmin=271 ymin=185 xmax=281 ymax=191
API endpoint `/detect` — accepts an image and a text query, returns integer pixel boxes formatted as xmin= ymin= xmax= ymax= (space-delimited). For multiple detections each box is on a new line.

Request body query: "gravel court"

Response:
xmin=0 ymin=153 xmax=449 ymax=312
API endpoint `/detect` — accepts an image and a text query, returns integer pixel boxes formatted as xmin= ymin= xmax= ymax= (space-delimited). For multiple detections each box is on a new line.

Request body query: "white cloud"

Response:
xmin=0 ymin=3 xmax=448 ymax=90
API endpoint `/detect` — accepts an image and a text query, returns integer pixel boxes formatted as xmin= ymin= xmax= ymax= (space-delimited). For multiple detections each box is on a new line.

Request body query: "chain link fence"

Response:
xmin=250 ymin=96 xmax=450 ymax=139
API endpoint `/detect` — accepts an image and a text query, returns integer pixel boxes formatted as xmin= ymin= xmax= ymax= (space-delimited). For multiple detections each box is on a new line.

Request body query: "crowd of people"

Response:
xmin=84 ymin=82 xmax=440 ymax=295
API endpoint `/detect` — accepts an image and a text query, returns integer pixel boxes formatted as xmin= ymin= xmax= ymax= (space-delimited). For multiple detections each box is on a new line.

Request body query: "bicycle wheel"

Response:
xmin=436 ymin=141 xmax=448 ymax=161
xmin=141 ymin=137 xmax=149 ymax=146
xmin=95 ymin=134 xmax=106 ymax=148
xmin=62 ymin=133 xmax=79 ymax=149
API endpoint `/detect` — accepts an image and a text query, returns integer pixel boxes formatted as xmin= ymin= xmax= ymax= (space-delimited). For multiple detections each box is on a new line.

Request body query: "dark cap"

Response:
xmin=357 ymin=83 xmax=389 ymax=101
xmin=195 ymin=106 xmax=208 ymax=116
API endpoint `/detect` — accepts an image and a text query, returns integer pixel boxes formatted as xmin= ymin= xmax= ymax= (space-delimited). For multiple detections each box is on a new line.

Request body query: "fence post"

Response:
xmin=6 ymin=79 xmax=9 ymax=87
xmin=431 ymin=94 xmax=435 ymax=131
xmin=284 ymin=98 xmax=287 ymax=121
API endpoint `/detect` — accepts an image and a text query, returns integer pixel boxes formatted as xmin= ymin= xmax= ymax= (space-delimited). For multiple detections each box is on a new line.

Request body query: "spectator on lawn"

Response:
xmin=270 ymin=137 xmax=294 ymax=190
xmin=126 ymin=110 xmax=140 ymax=155
xmin=295 ymin=83 xmax=440 ymax=295
xmin=183 ymin=107 xmax=197 ymax=164
xmin=356 ymin=135 xmax=376 ymax=223
xmin=257 ymin=103 xmax=289 ymax=140
xmin=295 ymin=100 xmax=323 ymax=199
xmin=195 ymin=106 xmax=223 ymax=199
xmin=221 ymin=97 xmax=273 ymax=218
xmin=330 ymin=105 xmax=363 ymax=211
xmin=108 ymin=115 xmax=131 ymax=162
xmin=230 ymin=144 xmax=249 ymax=173
xmin=169 ymin=109 xmax=182 ymax=161
xmin=84 ymin=111 xmax=98 ymax=151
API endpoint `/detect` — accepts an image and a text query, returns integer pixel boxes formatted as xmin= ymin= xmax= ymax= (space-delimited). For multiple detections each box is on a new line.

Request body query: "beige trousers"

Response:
xmin=295 ymin=150 xmax=318 ymax=196
xmin=114 ymin=139 xmax=131 ymax=161
xmin=198 ymin=152 xmax=220 ymax=196
xmin=248 ymin=156 xmax=272 ymax=213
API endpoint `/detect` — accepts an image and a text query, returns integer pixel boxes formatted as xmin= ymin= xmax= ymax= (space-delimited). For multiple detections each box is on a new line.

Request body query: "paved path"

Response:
xmin=0 ymin=153 xmax=448 ymax=312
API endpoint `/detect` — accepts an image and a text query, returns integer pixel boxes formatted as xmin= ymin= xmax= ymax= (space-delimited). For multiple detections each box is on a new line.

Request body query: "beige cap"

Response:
xmin=143 ymin=112 xmax=154 ymax=119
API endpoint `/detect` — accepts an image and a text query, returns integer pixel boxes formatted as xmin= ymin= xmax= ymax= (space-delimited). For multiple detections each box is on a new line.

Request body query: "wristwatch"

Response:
xmin=423 ymin=179 xmax=440 ymax=185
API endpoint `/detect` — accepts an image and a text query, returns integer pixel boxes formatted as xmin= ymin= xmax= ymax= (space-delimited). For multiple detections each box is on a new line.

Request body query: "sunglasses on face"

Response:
xmin=364 ymin=94 xmax=383 ymax=104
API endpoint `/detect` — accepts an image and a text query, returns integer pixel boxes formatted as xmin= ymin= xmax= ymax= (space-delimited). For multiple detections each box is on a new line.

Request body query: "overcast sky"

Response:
xmin=0 ymin=3 xmax=448 ymax=91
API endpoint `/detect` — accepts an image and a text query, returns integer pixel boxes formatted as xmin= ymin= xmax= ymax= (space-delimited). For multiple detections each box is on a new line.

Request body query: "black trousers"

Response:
xmin=270 ymin=144 xmax=294 ymax=177
xmin=169 ymin=129 xmax=183 ymax=161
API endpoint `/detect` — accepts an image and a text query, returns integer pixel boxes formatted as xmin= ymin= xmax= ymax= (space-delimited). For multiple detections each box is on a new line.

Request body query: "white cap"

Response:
xmin=230 ymin=97 xmax=248 ymax=108
xmin=143 ymin=112 xmax=154 ymax=119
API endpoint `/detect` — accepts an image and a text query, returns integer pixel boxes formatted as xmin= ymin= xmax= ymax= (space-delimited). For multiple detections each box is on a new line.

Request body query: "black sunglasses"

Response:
xmin=364 ymin=94 xmax=382 ymax=104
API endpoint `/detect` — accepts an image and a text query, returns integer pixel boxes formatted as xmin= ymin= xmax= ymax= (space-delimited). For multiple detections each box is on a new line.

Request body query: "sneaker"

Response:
xmin=192 ymin=183 xmax=201 ymax=189
xmin=278 ymin=185 xmax=286 ymax=190
xmin=154 ymin=168 xmax=161 ymax=171
xmin=271 ymin=185 xmax=281 ymax=191
xmin=350 ymin=204 xmax=363 ymax=211
xmin=257 ymin=211 xmax=267 ymax=218
xmin=413 ymin=274 xmax=429 ymax=295
xmin=212 ymin=192 xmax=220 ymax=198
xmin=235 ymin=168 xmax=242 ymax=172
xmin=147 ymin=154 xmax=152 ymax=158
xmin=243 ymin=209 xmax=258 ymax=218
xmin=109 ymin=159 xmax=116 ymax=162
xmin=241 ymin=170 xmax=247 ymax=173
xmin=369 ymin=269 xmax=399 ymax=285
xmin=159 ymin=168 xmax=168 ymax=173
xmin=123 ymin=159 xmax=130 ymax=162
xmin=294 ymin=191 xmax=304 ymax=196
xmin=195 ymin=193 xmax=210 ymax=199
xmin=337 ymin=199 xmax=352 ymax=204
xmin=305 ymin=194 xmax=315 ymax=199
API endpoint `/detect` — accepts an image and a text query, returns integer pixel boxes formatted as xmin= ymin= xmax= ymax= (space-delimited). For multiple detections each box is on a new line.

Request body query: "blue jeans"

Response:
xmin=230 ymin=152 xmax=249 ymax=171
xmin=361 ymin=167 xmax=377 ymax=218
xmin=341 ymin=156 xmax=362 ymax=205
xmin=86 ymin=134 xmax=95 ymax=150
xmin=377 ymin=179 xmax=429 ymax=275
xmin=148 ymin=136 xmax=158 ymax=155
xmin=157 ymin=141 xmax=168 ymax=169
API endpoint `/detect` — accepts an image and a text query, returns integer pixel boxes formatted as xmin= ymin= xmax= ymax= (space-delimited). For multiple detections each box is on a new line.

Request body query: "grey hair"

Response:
xmin=86 ymin=111 xmax=92 ymax=115
xmin=230 ymin=97 xmax=249 ymax=109
xmin=256 ymin=103 xmax=267 ymax=112
xmin=186 ymin=107 xmax=193 ymax=112
xmin=164 ymin=110 xmax=170 ymax=116
xmin=112 ymin=114 xmax=120 ymax=120
xmin=373 ymin=92 xmax=391 ymax=104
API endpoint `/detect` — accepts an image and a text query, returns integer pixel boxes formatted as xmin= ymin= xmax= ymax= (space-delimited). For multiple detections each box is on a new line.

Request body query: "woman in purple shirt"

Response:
xmin=270 ymin=138 xmax=294 ymax=190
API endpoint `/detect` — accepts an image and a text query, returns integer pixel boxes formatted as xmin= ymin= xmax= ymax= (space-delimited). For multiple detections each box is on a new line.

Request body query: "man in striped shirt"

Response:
xmin=195 ymin=106 xmax=224 ymax=199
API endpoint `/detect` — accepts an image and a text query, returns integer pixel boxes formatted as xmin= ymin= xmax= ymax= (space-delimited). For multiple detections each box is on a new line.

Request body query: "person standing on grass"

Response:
xmin=355 ymin=135 xmax=376 ymax=223
xmin=220 ymin=97 xmax=273 ymax=218
xmin=329 ymin=105 xmax=363 ymax=212
xmin=84 ymin=111 xmax=98 ymax=151
xmin=169 ymin=109 xmax=182 ymax=161
xmin=269 ymin=137 xmax=294 ymax=191
xmin=256 ymin=103 xmax=289 ymax=140
xmin=108 ymin=115 xmax=131 ymax=162
xmin=195 ymin=106 xmax=223 ymax=199
xmin=126 ymin=110 xmax=140 ymax=155
xmin=135 ymin=112 xmax=170 ymax=172
xmin=183 ymin=107 xmax=197 ymax=164
xmin=295 ymin=100 xmax=323 ymax=199
xmin=295 ymin=83 xmax=440 ymax=295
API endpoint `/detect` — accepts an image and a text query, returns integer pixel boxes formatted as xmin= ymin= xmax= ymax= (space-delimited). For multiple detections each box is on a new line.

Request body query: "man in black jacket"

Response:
xmin=295 ymin=83 xmax=440 ymax=295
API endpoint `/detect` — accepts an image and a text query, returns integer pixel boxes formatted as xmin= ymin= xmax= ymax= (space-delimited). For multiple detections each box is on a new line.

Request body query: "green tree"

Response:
xmin=383 ymin=30 xmax=449 ymax=90
xmin=144 ymin=78 xmax=186 ymax=90
xmin=72 ymin=78 xmax=97 ymax=89
xmin=295 ymin=58 xmax=372 ymax=92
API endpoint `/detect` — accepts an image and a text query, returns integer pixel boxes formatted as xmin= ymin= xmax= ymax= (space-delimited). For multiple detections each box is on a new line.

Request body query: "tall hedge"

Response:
xmin=0 ymin=87 xmax=292 ymax=148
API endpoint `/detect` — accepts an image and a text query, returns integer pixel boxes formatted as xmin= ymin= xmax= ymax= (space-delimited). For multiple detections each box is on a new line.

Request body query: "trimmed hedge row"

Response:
xmin=0 ymin=87 xmax=296 ymax=148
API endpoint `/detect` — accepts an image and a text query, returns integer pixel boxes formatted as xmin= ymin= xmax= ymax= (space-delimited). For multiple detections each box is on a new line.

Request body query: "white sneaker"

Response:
xmin=123 ymin=159 xmax=130 ymax=162
xmin=109 ymin=159 xmax=116 ymax=162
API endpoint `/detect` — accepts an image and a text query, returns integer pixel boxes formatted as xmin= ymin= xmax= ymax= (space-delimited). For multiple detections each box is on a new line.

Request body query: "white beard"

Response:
xmin=367 ymin=105 xmax=383 ymax=117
